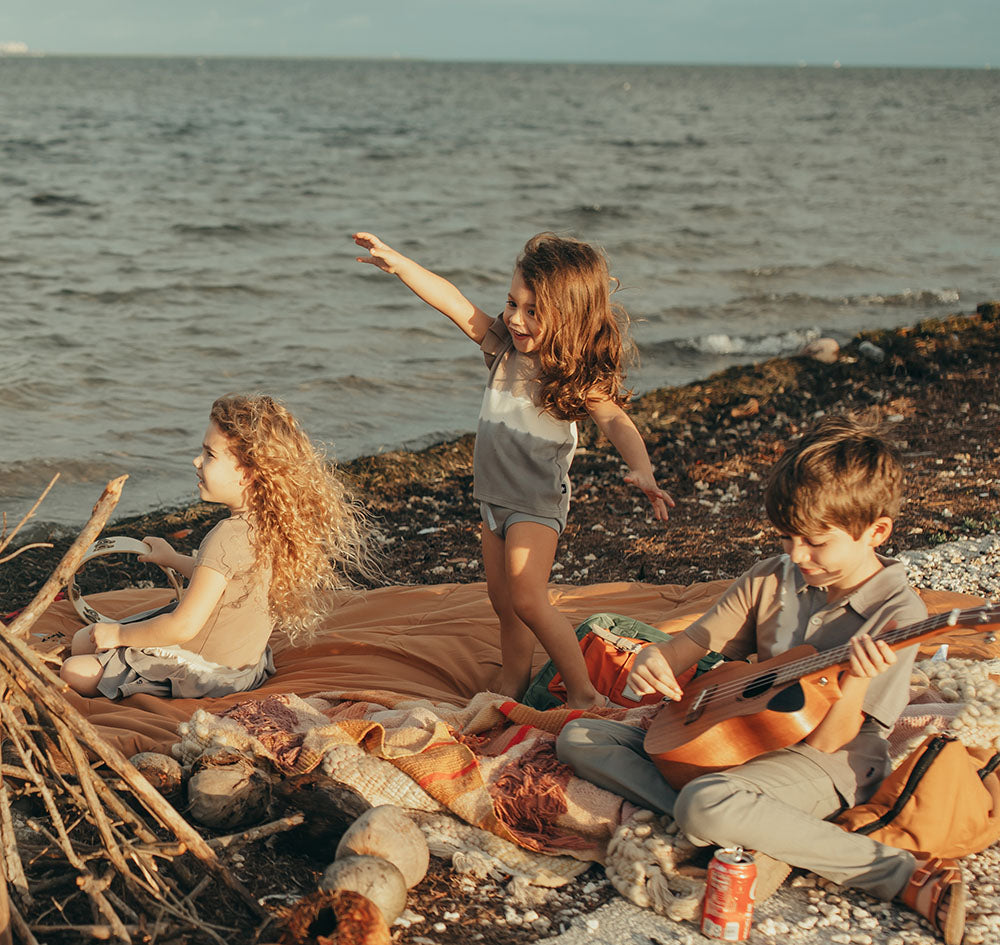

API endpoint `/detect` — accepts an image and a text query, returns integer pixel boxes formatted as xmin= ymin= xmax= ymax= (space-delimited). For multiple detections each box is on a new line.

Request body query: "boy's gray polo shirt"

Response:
xmin=682 ymin=554 xmax=927 ymax=804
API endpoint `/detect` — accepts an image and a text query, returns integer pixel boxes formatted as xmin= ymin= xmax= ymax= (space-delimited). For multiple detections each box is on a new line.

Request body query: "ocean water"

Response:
xmin=2 ymin=57 xmax=998 ymax=529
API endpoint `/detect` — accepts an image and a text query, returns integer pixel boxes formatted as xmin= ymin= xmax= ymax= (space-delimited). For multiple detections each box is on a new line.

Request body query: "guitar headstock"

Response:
xmin=946 ymin=603 xmax=1000 ymax=632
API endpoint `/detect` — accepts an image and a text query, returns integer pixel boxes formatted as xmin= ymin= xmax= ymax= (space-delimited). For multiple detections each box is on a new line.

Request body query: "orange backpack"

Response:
xmin=837 ymin=733 xmax=1000 ymax=858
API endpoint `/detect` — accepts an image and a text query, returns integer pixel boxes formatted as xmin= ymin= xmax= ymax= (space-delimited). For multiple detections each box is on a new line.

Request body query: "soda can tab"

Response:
xmin=701 ymin=847 xmax=757 ymax=941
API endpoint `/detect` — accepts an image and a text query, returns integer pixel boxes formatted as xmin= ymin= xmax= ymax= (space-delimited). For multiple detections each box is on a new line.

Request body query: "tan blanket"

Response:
xmin=30 ymin=580 xmax=992 ymax=757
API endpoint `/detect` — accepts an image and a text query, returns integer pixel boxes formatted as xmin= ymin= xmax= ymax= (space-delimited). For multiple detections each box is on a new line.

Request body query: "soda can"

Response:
xmin=700 ymin=847 xmax=757 ymax=941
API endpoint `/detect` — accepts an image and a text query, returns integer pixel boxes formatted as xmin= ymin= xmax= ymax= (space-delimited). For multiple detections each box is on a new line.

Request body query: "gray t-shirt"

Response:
xmin=472 ymin=318 xmax=578 ymax=519
xmin=682 ymin=553 xmax=927 ymax=804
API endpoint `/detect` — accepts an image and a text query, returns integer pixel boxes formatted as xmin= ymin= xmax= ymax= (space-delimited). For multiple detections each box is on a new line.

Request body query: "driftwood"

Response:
xmin=0 ymin=479 xmax=274 ymax=943
xmin=187 ymin=747 xmax=272 ymax=831
xmin=274 ymin=772 xmax=372 ymax=850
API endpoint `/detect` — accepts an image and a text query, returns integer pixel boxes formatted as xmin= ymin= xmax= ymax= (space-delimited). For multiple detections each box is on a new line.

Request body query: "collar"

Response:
xmin=791 ymin=553 xmax=907 ymax=618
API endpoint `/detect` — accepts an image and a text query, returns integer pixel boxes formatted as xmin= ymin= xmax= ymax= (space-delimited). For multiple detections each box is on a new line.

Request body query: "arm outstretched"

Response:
xmin=353 ymin=231 xmax=494 ymax=343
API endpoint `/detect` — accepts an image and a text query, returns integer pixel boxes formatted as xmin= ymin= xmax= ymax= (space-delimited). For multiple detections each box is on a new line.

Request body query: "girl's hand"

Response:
xmin=89 ymin=622 xmax=122 ymax=651
xmin=846 ymin=633 xmax=897 ymax=679
xmin=138 ymin=536 xmax=176 ymax=568
xmin=353 ymin=232 xmax=405 ymax=274
xmin=624 ymin=470 xmax=676 ymax=523
xmin=628 ymin=645 xmax=683 ymax=702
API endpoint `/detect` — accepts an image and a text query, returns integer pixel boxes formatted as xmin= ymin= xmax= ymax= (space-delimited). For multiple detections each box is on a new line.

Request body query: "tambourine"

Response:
xmin=67 ymin=536 xmax=183 ymax=625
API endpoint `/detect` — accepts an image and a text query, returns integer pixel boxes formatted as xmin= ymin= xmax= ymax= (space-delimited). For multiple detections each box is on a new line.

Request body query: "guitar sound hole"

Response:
xmin=766 ymin=684 xmax=806 ymax=713
xmin=742 ymin=673 xmax=777 ymax=699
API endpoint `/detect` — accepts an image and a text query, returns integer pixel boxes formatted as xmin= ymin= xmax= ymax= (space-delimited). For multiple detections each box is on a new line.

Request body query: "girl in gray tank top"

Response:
xmin=354 ymin=230 xmax=674 ymax=709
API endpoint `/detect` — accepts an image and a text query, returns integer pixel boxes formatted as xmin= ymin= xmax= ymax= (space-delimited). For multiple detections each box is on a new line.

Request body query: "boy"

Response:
xmin=557 ymin=416 xmax=965 ymax=944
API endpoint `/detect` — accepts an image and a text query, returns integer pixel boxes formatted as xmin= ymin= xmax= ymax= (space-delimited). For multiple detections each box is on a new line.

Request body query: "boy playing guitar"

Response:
xmin=558 ymin=416 xmax=966 ymax=945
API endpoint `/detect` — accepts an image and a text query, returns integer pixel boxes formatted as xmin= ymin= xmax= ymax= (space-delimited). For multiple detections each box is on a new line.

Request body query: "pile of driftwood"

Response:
xmin=0 ymin=476 xmax=269 ymax=944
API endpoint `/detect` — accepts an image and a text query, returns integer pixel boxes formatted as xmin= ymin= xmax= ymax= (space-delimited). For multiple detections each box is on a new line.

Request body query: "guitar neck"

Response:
xmin=774 ymin=604 xmax=1000 ymax=687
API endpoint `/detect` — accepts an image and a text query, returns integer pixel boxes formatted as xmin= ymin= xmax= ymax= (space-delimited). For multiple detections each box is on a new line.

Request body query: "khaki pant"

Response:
xmin=556 ymin=718 xmax=915 ymax=900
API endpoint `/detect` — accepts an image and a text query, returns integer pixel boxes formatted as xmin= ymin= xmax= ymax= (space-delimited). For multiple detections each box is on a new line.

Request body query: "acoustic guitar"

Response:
xmin=644 ymin=604 xmax=1000 ymax=789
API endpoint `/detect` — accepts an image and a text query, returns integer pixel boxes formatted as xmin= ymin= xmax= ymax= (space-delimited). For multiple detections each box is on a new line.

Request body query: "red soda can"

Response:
xmin=700 ymin=847 xmax=757 ymax=941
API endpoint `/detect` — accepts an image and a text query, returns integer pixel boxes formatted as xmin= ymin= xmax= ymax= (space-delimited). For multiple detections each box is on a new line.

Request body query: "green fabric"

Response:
xmin=521 ymin=612 xmax=724 ymax=710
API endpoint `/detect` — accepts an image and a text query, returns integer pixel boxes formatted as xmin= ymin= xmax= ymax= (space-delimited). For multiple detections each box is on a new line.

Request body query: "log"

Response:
xmin=187 ymin=747 xmax=271 ymax=831
xmin=274 ymin=772 xmax=372 ymax=848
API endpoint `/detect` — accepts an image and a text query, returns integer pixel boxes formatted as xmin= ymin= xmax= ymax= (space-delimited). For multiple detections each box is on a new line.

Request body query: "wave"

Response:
xmin=170 ymin=221 xmax=290 ymax=239
xmin=843 ymin=288 xmax=961 ymax=307
xmin=29 ymin=191 xmax=94 ymax=207
xmin=53 ymin=282 xmax=270 ymax=304
xmin=609 ymin=135 xmax=707 ymax=149
xmin=656 ymin=327 xmax=823 ymax=359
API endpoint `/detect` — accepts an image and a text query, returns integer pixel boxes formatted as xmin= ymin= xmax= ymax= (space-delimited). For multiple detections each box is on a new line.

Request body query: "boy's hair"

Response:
xmin=210 ymin=394 xmax=376 ymax=644
xmin=516 ymin=233 xmax=635 ymax=421
xmin=764 ymin=415 xmax=903 ymax=540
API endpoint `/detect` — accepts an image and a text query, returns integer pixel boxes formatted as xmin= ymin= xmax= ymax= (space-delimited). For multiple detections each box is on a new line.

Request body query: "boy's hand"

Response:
xmin=89 ymin=622 xmax=122 ymax=651
xmin=628 ymin=645 xmax=684 ymax=702
xmin=846 ymin=633 xmax=897 ymax=678
xmin=624 ymin=469 xmax=675 ymax=523
xmin=138 ymin=536 xmax=176 ymax=569
xmin=353 ymin=232 xmax=405 ymax=274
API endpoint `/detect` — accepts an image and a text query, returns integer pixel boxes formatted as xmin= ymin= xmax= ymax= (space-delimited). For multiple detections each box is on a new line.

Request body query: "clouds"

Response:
xmin=2 ymin=0 xmax=996 ymax=66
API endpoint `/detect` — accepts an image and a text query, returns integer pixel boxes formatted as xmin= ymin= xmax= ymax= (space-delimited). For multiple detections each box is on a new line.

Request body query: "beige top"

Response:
xmin=181 ymin=516 xmax=272 ymax=669
xmin=682 ymin=553 xmax=927 ymax=804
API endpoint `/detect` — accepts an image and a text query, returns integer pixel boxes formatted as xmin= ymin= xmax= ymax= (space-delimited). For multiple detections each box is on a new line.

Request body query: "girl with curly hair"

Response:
xmin=61 ymin=393 xmax=373 ymax=699
xmin=354 ymin=231 xmax=673 ymax=710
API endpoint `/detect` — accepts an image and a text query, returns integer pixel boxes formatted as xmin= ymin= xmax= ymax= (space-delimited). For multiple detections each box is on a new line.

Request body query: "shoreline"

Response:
xmin=3 ymin=301 xmax=999 ymax=613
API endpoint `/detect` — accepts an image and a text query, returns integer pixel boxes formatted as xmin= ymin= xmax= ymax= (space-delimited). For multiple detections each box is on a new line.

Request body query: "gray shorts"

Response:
xmin=480 ymin=501 xmax=565 ymax=538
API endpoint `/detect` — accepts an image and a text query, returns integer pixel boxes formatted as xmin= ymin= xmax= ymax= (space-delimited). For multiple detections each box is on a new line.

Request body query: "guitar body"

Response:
xmin=644 ymin=645 xmax=844 ymax=789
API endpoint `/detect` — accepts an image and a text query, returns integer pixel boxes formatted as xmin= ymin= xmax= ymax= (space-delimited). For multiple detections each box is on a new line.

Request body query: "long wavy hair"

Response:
xmin=516 ymin=233 xmax=634 ymax=421
xmin=209 ymin=394 xmax=375 ymax=644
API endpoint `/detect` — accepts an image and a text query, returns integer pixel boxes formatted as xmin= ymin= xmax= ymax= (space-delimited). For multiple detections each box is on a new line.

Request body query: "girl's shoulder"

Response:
xmin=197 ymin=515 xmax=254 ymax=570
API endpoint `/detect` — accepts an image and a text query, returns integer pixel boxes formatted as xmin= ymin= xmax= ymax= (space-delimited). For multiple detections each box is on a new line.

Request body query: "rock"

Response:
xmin=129 ymin=751 xmax=186 ymax=804
xmin=335 ymin=805 xmax=429 ymax=888
xmin=800 ymin=337 xmax=840 ymax=363
xmin=857 ymin=340 xmax=886 ymax=362
xmin=186 ymin=746 xmax=271 ymax=830
xmin=280 ymin=888 xmax=391 ymax=945
xmin=320 ymin=854 xmax=408 ymax=925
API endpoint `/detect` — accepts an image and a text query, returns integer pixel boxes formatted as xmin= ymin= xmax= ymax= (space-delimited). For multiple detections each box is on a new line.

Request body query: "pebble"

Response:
xmin=899 ymin=533 xmax=1000 ymax=598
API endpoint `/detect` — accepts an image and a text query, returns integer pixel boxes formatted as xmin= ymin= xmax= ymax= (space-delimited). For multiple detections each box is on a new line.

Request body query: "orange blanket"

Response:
xmin=26 ymin=581 xmax=995 ymax=861
xmin=30 ymin=580 xmax=992 ymax=758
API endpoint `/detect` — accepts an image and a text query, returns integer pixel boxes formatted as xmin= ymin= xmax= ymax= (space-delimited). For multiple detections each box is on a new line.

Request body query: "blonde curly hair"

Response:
xmin=209 ymin=393 xmax=375 ymax=644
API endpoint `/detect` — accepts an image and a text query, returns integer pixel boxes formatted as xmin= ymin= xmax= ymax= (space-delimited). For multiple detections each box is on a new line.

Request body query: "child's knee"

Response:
xmin=71 ymin=626 xmax=95 ymax=655
xmin=674 ymin=775 xmax=742 ymax=844
xmin=555 ymin=719 xmax=591 ymax=764
xmin=60 ymin=655 xmax=102 ymax=696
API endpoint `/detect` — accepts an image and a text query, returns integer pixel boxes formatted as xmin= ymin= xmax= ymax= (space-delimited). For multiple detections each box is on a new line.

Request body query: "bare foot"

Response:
xmin=565 ymin=689 xmax=607 ymax=711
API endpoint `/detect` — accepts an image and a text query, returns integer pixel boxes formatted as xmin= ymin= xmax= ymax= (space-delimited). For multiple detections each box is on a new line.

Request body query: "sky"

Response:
xmin=2 ymin=0 xmax=997 ymax=67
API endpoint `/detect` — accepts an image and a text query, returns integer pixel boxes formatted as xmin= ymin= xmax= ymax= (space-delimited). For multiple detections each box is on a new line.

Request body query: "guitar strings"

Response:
xmin=673 ymin=605 xmax=999 ymax=709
